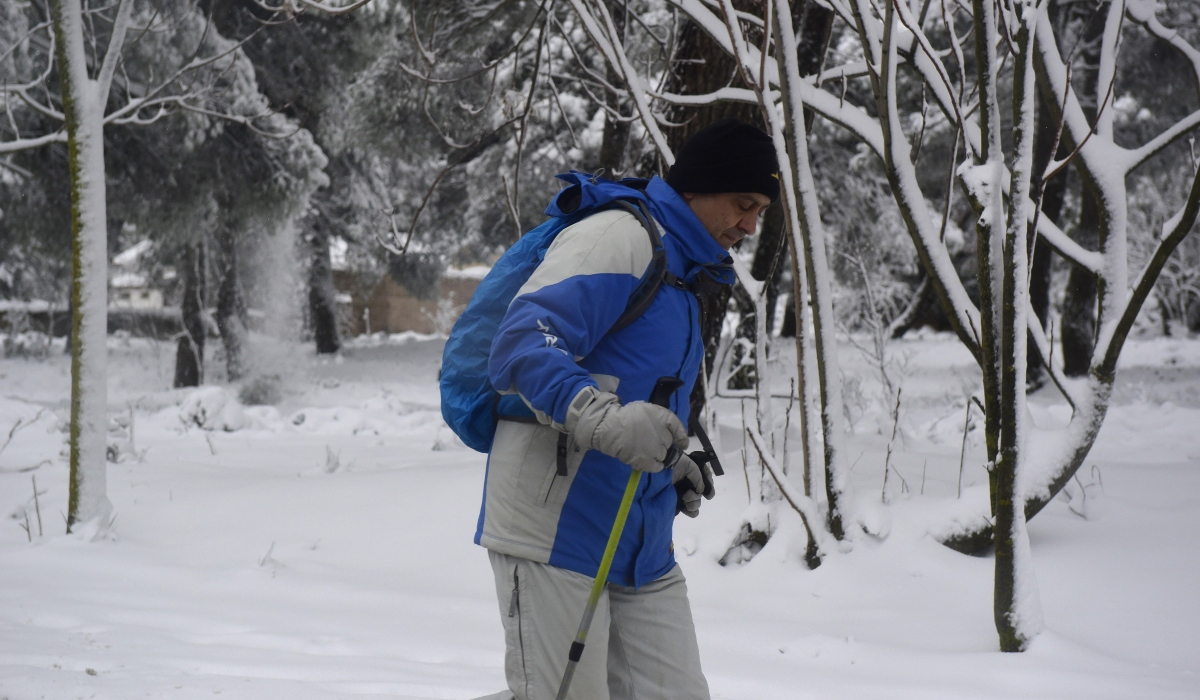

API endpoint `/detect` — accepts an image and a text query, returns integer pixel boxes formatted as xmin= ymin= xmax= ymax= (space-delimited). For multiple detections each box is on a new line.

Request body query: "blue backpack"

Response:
xmin=440 ymin=173 xmax=670 ymax=453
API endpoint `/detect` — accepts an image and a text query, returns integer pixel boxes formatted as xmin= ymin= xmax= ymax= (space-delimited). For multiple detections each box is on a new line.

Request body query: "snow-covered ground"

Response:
xmin=1 ymin=331 xmax=1197 ymax=699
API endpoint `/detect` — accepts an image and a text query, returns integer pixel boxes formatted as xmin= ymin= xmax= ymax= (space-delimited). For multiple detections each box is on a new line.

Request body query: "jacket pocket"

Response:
xmin=513 ymin=423 xmax=565 ymax=508
xmin=539 ymin=434 xmax=587 ymax=509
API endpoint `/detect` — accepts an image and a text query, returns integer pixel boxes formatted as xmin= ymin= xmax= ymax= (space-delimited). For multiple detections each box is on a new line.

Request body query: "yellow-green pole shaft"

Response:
xmin=555 ymin=470 xmax=641 ymax=700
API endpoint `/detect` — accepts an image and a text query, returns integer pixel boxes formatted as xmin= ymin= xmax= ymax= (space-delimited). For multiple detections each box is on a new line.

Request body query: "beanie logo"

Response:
xmin=771 ymin=172 xmax=780 ymax=180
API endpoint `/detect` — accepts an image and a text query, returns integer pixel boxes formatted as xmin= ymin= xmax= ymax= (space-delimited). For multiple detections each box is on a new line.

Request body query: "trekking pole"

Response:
xmin=555 ymin=377 xmax=684 ymax=700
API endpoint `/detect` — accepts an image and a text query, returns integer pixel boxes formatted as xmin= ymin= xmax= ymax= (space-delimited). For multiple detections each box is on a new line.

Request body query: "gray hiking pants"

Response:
xmin=488 ymin=551 xmax=710 ymax=700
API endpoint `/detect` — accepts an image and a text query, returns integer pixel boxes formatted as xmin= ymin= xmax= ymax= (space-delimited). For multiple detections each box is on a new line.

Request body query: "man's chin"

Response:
xmin=721 ymin=233 xmax=745 ymax=249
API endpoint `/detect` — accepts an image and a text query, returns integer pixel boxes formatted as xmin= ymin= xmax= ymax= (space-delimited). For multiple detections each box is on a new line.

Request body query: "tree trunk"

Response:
xmin=752 ymin=201 xmax=789 ymax=336
xmin=774 ymin=1 xmax=832 ymax=345
xmin=598 ymin=65 xmax=631 ymax=177
xmin=773 ymin=0 xmax=848 ymax=541
xmin=668 ymin=5 xmax=766 ymax=425
xmin=597 ymin=0 xmax=630 ymax=176
xmin=1060 ymin=186 xmax=1099 ymax=376
xmin=794 ymin=2 xmax=835 ymax=133
xmin=1057 ymin=0 xmax=1106 ymax=377
xmin=942 ymin=0 xmax=1180 ymax=563
xmin=174 ymin=241 xmax=206 ymax=386
xmin=676 ymin=0 xmax=832 ymax=433
xmin=52 ymin=0 xmax=113 ymax=531
xmin=215 ymin=226 xmax=248 ymax=381
xmin=308 ymin=219 xmax=341 ymax=355
xmin=994 ymin=12 xmax=1042 ymax=652
xmin=1027 ymin=91 xmax=1067 ymax=388
xmin=63 ymin=294 xmax=74 ymax=353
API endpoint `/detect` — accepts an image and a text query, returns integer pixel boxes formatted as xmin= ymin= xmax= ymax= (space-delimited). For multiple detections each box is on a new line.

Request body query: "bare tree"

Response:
xmin=1 ymin=0 xmax=364 ymax=531
xmin=839 ymin=0 xmax=1199 ymax=648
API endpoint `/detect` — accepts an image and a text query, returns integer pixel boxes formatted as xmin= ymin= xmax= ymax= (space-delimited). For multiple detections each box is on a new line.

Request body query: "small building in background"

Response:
xmin=333 ymin=265 xmax=490 ymax=337
xmin=110 ymin=240 xmax=164 ymax=310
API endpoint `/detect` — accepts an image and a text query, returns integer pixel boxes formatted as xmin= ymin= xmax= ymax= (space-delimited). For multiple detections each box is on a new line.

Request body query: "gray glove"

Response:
xmin=672 ymin=452 xmax=715 ymax=518
xmin=566 ymin=387 xmax=689 ymax=472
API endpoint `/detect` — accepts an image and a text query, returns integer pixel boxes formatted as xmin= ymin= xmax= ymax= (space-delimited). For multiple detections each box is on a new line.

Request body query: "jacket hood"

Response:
xmin=642 ymin=176 xmax=735 ymax=285
xmin=546 ymin=172 xmax=734 ymax=286
xmin=545 ymin=171 xmax=649 ymax=217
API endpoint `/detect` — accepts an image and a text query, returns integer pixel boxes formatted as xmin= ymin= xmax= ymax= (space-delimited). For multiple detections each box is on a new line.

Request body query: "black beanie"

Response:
xmin=666 ymin=119 xmax=780 ymax=201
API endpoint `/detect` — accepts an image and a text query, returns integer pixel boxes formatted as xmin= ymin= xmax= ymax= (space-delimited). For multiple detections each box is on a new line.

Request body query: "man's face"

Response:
xmin=682 ymin=192 xmax=772 ymax=250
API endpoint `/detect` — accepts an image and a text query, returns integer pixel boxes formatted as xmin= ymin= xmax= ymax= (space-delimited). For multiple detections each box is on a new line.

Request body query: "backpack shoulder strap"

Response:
xmin=607 ymin=199 xmax=667 ymax=334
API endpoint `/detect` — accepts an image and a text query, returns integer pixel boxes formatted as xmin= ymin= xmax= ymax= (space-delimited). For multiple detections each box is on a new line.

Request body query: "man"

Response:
xmin=478 ymin=119 xmax=778 ymax=700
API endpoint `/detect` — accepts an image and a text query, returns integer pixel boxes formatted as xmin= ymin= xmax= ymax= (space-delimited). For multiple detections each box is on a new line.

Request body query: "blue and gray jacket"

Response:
xmin=476 ymin=176 xmax=734 ymax=587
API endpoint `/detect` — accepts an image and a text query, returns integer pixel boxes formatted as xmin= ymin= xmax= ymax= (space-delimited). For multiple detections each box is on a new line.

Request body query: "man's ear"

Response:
xmin=681 ymin=192 xmax=695 ymax=202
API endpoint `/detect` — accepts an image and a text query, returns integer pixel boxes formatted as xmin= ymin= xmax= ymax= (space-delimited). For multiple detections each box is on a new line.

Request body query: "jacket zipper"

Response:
xmin=672 ymin=290 xmax=697 ymax=406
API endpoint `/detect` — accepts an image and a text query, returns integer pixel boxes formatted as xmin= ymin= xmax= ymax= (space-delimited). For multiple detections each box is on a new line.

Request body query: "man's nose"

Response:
xmin=739 ymin=214 xmax=758 ymax=235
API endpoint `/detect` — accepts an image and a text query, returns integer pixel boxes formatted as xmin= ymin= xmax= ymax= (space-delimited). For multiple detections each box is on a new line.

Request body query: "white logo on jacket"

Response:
xmin=537 ymin=319 xmax=568 ymax=355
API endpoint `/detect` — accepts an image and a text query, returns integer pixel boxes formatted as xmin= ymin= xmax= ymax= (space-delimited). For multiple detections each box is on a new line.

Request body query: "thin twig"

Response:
xmin=783 ymin=377 xmax=795 ymax=475
xmin=882 ymin=386 xmax=902 ymax=503
xmin=1042 ymin=56 xmax=1121 ymax=184
xmin=740 ymin=399 xmax=752 ymax=504
xmin=958 ymin=398 xmax=972 ymax=498
xmin=0 ymin=409 xmax=46 ymax=462
xmin=32 ymin=474 xmax=43 ymax=537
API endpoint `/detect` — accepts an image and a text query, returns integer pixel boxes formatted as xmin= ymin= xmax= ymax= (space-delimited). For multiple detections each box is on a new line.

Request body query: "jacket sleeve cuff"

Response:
xmin=563 ymin=386 xmax=620 ymax=447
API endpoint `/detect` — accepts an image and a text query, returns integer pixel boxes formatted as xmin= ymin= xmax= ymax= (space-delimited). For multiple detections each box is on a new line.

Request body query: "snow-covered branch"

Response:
xmin=731 ymin=257 xmax=763 ymax=298
xmin=1120 ymin=108 xmax=1200 ymax=174
xmin=860 ymin=0 xmax=984 ymax=359
xmin=1092 ymin=0 xmax=1124 ymax=139
xmin=2 ymin=0 xmax=299 ymax=155
xmin=1025 ymin=306 xmax=1079 ymax=411
xmin=1127 ymin=0 xmax=1200 ymax=87
xmin=812 ymin=60 xmax=871 ymax=85
xmin=664 ymin=0 xmax=888 ymax=153
xmin=260 ymin=0 xmax=372 ymax=16
xmin=1032 ymin=10 xmax=1113 ymax=174
xmin=9 ymin=86 xmax=65 ymax=121
xmin=0 ymin=130 xmax=68 ymax=154
xmin=98 ymin=18 xmax=274 ymax=127
xmin=1097 ymin=163 xmax=1200 ymax=377
xmin=892 ymin=0 xmax=966 ymax=133
xmin=649 ymin=87 xmax=763 ymax=106
xmin=396 ymin=2 xmax=549 ymax=86
xmin=565 ymin=0 xmax=675 ymax=164
xmin=745 ymin=424 xmax=831 ymax=554
xmin=95 ymin=0 xmax=133 ymax=99
xmin=1033 ymin=206 xmax=1103 ymax=275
